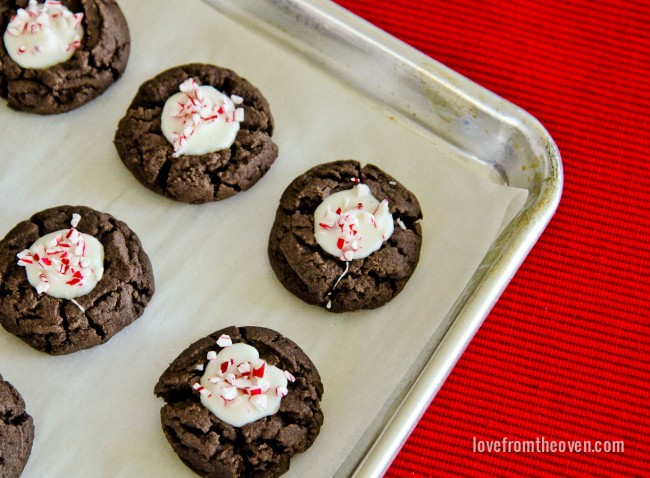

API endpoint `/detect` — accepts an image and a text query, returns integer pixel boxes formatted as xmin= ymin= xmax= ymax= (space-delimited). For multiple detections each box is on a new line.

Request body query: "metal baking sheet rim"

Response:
xmin=203 ymin=0 xmax=563 ymax=476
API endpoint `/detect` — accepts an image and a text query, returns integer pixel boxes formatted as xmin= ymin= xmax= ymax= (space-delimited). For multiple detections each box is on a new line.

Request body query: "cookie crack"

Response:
xmin=179 ymin=421 xmax=212 ymax=441
xmin=5 ymin=292 xmax=44 ymax=323
xmin=127 ymin=279 xmax=152 ymax=306
xmin=155 ymin=157 xmax=173 ymax=192
xmin=9 ymin=413 xmax=30 ymax=427
xmin=164 ymin=389 xmax=196 ymax=405
xmin=86 ymin=3 xmax=106 ymax=73
xmin=284 ymin=222 xmax=317 ymax=253
xmin=109 ymin=44 xmax=127 ymax=80
xmin=395 ymin=215 xmax=421 ymax=231
xmin=58 ymin=299 xmax=71 ymax=336
xmin=367 ymin=267 xmax=399 ymax=293
xmin=30 ymin=217 xmax=46 ymax=237
xmin=163 ymin=421 xmax=198 ymax=456
xmin=84 ymin=310 xmax=106 ymax=340
xmin=0 ymin=410 xmax=14 ymax=425
xmin=207 ymin=168 xmax=225 ymax=198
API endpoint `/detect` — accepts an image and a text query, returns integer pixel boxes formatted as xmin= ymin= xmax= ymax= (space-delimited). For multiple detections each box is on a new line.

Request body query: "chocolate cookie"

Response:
xmin=114 ymin=63 xmax=278 ymax=204
xmin=0 ymin=375 xmax=34 ymax=478
xmin=0 ymin=0 xmax=130 ymax=115
xmin=268 ymin=160 xmax=423 ymax=313
xmin=0 ymin=205 xmax=155 ymax=355
xmin=154 ymin=326 xmax=324 ymax=478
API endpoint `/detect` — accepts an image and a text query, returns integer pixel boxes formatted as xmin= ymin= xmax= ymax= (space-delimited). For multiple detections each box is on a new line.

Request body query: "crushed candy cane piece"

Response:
xmin=220 ymin=361 xmax=230 ymax=375
xmin=193 ymin=383 xmax=212 ymax=399
xmin=36 ymin=273 xmax=49 ymax=294
xmin=252 ymin=361 xmax=266 ymax=378
xmin=257 ymin=378 xmax=271 ymax=393
xmin=216 ymin=334 xmax=233 ymax=348
xmin=237 ymin=362 xmax=251 ymax=374
xmin=221 ymin=386 xmax=237 ymax=401
xmin=70 ymin=213 xmax=81 ymax=228
xmin=248 ymin=386 xmax=263 ymax=396
xmin=250 ymin=394 xmax=268 ymax=411
xmin=233 ymin=378 xmax=252 ymax=389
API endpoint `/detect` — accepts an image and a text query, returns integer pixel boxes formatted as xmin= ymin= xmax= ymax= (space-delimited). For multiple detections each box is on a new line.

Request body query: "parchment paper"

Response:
xmin=0 ymin=1 xmax=528 ymax=476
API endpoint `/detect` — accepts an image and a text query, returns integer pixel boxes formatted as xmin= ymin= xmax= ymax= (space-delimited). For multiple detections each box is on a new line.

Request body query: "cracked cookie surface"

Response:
xmin=0 ymin=374 xmax=34 ymax=478
xmin=0 ymin=0 xmax=130 ymax=114
xmin=154 ymin=326 xmax=323 ymax=478
xmin=114 ymin=63 xmax=278 ymax=204
xmin=0 ymin=205 xmax=155 ymax=355
xmin=268 ymin=160 xmax=423 ymax=313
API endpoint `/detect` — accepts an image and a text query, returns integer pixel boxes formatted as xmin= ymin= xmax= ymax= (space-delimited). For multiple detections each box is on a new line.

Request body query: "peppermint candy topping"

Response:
xmin=193 ymin=336 xmax=296 ymax=426
xmin=3 ymin=0 xmax=84 ymax=69
xmin=314 ymin=183 xmax=394 ymax=262
xmin=161 ymin=79 xmax=244 ymax=157
xmin=216 ymin=334 xmax=233 ymax=347
xmin=16 ymin=214 xmax=104 ymax=300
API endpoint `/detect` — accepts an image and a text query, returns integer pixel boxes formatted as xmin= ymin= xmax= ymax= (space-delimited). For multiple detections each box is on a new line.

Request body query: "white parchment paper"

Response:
xmin=0 ymin=1 xmax=528 ymax=476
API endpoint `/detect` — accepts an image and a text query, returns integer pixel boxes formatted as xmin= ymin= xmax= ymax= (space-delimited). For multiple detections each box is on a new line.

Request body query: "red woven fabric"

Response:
xmin=333 ymin=1 xmax=650 ymax=476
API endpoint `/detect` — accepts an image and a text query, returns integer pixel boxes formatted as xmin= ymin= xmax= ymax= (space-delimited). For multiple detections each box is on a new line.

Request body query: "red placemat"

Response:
xmin=333 ymin=1 xmax=650 ymax=476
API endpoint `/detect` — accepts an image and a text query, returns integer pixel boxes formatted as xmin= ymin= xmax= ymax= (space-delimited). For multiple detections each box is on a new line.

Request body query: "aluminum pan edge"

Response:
xmin=202 ymin=0 xmax=563 ymax=476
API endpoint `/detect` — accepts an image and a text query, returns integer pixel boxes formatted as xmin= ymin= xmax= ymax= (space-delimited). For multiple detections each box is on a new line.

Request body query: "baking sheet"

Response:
xmin=0 ymin=0 xmax=529 ymax=476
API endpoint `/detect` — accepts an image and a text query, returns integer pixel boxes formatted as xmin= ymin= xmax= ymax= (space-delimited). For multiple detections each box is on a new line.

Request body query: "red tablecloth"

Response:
xmin=333 ymin=1 xmax=650 ymax=476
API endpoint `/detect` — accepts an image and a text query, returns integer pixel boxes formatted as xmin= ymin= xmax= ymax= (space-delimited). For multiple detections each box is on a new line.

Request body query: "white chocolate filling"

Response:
xmin=161 ymin=79 xmax=243 ymax=157
xmin=197 ymin=342 xmax=290 ymax=427
xmin=3 ymin=0 xmax=84 ymax=70
xmin=17 ymin=214 xmax=104 ymax=300
xmin=314 ymin=184 xmax=394 ymax=261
